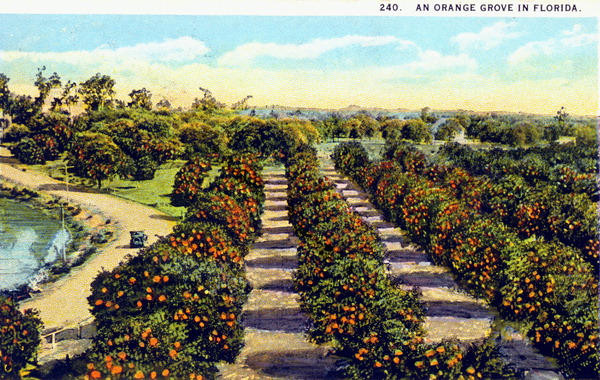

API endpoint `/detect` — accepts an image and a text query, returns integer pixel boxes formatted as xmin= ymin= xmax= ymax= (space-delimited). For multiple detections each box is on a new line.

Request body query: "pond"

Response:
xmin=0 ymin=197 xmax=71 ymax=291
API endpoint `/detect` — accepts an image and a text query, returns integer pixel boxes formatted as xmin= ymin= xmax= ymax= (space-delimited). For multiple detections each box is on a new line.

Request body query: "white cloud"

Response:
xmin=508 ymin=25 xmax=597 ymax=66
xmin=452 ymin=21 xmax=522 ymax=51
xmin=217 ymin=35 xmax=419 ymax=66
xmin=0 ymin=37 xmax=210 ymax=64
xmin=561 ymin=24 xmax=583 ymax=36
xmin=403 ymin=50 xmax=476 ymax=73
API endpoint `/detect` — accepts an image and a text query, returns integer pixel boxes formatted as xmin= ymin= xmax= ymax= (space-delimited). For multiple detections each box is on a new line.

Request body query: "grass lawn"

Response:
xmin=31 ymin=158 xmax=219 ymax=218
xmin=317 ymin=138 xmax=387 ymax=160
xmin=107 ymin=161 xmax=188 ymax=218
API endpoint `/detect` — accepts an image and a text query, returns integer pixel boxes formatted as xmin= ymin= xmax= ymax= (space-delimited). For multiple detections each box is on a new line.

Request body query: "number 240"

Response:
xmin=380 ymin=3 xmax=399 ymax=11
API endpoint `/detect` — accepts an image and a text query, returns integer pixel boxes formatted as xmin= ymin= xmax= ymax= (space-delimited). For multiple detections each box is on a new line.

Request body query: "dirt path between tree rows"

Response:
xmin=218 ymin=165 xmax=338 ymax=379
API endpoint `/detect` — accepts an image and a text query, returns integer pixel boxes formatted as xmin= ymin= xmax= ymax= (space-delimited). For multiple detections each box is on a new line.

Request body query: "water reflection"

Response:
xmin=0 ymin=198 xmax=71 ymax=291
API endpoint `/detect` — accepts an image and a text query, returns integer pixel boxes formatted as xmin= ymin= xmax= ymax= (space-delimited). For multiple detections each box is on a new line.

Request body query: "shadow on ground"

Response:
xmin=246 ymin=255 xmax=298 ymax=270
xmin=259 ymin=278 xmax=295 ymax=292
xmin=425 ymin=300 xmax=491 ymax=319
xmin=149 ymin=214 xmax=179 ymax=222
xmin=243 ymin=307 xmax=308 ymax=333
xmin=245 ymin=349 xmax=340 ymax=380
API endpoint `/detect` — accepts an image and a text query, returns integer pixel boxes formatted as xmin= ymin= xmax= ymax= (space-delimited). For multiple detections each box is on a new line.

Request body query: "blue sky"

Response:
xmin=0 ymin=14 xmax=597 ymax=115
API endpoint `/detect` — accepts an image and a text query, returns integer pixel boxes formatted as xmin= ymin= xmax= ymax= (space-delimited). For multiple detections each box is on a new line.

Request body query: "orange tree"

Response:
xmin=438 ymin=142 xmax=599 ymax=270
xmin=86 ymin=238 xmax=249 ymax=379
xmin=0 ymin=296 xmax=43 ymax=379
xmin=185 ymin=191 xmax=256 ymax=248
xmin=207 ymin=155 xmax=265 ymax=233
xmin=170 ymin=157 xmax=213 ymax=207
xmin=106 ymin=120 xmax=179 ymax=181
xmin=68 ymin=132 xmax=132 ymax=189
xmin=500 ymin=240 xmax=598 ymax=377
xmin=9 ymin=113 xmax=74 ymax=165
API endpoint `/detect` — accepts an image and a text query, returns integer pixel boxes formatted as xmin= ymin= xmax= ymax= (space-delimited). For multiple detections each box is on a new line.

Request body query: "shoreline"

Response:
xmin=0 ymin=180 xmax=118 ymax=301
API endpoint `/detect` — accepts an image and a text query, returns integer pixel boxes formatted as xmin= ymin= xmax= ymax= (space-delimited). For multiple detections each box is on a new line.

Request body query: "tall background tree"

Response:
xmin=0 ymin=73 xmax=10 ymax=117
xmin=50 ymin=80 xmax=79 ymax=114
xmin=127 ymin=88 xmax=153 ymax=110
xmin=33 ymin=66 xmax=61 ymax=113
xmin=78 ymin=73 xmax=116 ymax=111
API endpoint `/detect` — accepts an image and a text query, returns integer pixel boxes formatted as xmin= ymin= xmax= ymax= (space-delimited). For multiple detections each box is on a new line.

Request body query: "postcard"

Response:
xmin=0 ymin=1 xmax=598 ymax=379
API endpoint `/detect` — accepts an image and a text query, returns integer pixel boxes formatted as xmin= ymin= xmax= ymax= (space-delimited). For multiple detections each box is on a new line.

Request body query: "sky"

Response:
xmin=0 ymin=11 xmax=597 ymax=115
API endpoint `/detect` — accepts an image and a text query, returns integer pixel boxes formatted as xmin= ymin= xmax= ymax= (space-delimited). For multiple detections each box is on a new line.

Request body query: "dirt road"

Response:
xmin=0 ymin=148 xmax=177 ymax=331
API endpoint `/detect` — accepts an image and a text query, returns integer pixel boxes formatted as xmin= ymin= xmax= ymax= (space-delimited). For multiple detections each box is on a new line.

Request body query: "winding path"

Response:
xmin=0 ymin=149 xmax=177 ymax=332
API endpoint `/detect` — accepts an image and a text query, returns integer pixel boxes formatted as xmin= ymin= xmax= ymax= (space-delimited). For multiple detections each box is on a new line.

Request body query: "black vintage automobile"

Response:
xmin=129 ymin=231 xmax=148 ymax=248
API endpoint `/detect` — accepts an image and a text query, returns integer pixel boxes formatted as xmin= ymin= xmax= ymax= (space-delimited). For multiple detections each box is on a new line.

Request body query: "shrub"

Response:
xmin=1 ymin=123 xmax=30 ymax=143
xmin=331 ymin=142 xmax=371 ymax=178
xmin=178 ymin=122 xmax=228 ymax=159
xmin=10 ymin=137 xmax=46 ymax=165
xmin=500 ymin=240 xmax=599 ymax=377
xmin=170 ymin=157 xmax=212 ymax=207
xmin=82 ymin=148 xmax=265 ymax=379
xmin=68 ymin=133 xmax=132 ymax=188
xmin=336 ymin=140 xmax=599 ymax=377
xmin=0 ymin=297 xmax=43 ymax=379
xmin=185 ymin=192 xmax=257 ymax=247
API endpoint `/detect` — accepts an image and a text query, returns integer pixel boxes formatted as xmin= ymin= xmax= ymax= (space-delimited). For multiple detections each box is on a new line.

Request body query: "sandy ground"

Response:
xmin=0 ymin=148 xmax=177 ymax=331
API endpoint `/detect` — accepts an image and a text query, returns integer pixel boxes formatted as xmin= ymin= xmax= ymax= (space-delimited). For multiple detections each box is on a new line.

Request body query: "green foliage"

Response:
xmin=178 ymin=122 xmax=228 ymax=158
xmin=286 ymin=149 xmax=430 ymax=379
xmin=0 ymin=73 xmax=10 ymax=113
xmin=83 ymin=150 xmax=265 ymax=379
xmin=185 ymin=192 xmax=257 ymax=247
xmin=86 ymin=240 xmax=249 ymax=379
xmin=100 ymin=118 xmax=179 ymax=180
xmin=280 ymin=118 xmax=320 ymax=151
xmin=1 ymin=123 xmax=30 ymax=143
xmin=381 ymin=118 xmax=432 ymax=144
xmin=403 ymin=118 xmax=433 ymax=143
xmin=383 ymin=141 xmax=427 ymax=173
xmin=68 ymin=132 xmax=132 ymax=188
xmin=335 ymin=140 xmax=599 ymax=377
xmin=33 ymin=66 xmax=61 ymax=111
xmin=501 ymin=240 xmax=599 ymax=377
xmin=127 ymin=88 xmax=153 ymax=110
xmin=10 ymin=137 xmax=46 ymax=164
xmin=192 ymin=87 xmax=225 ymax=111
xmin=210 ymin=155 xmax=265 ymax=210
xmin=228 ymin=117 xmax=284 ymax=157
xmin=435 ymin=118 xmax=462 ymax=141
xmin=8 ymin=113 xmax=75 ymax=164
xmin=341 ymin=114 xmax=379 ymax=140
xmin=79 ymin=73 xmax=116 ymax=111
xmin=289 ymin=147 xmax=517 ymax=379
xmin=6 ymin=95 xmax=37 ymax=125
xmin=0 ymin=297 xmax=43 ymax=379
xmin=170 ymin=157 xmax=212 ymax=207
xmin=331 ymin=142 xmax=371 ymax=177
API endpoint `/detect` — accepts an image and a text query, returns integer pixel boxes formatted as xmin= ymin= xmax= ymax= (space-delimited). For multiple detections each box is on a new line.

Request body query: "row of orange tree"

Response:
xmin=77 ymin=154 xmax=264 ymax=380
xmin=285 ymin=145 xmax=513 ymax=379
xmin=332 ymin=141 xmax=599 ymax=378
xmin=436 ymin=142 xmax=599 ymax=269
